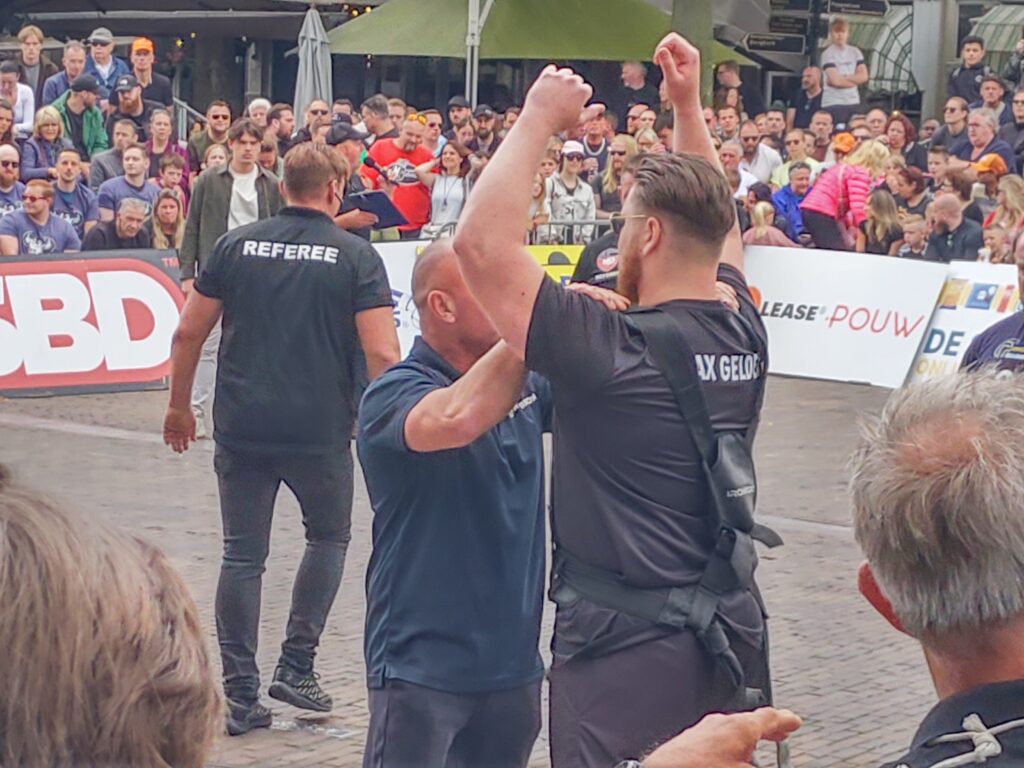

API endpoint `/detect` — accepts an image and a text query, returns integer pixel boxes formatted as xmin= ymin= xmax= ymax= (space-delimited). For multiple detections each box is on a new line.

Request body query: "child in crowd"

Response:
xmin=202 ymin=143 xmax=228 ymax=172
xmin=983 ymin=225 xmax=1012 ymax=263
xmin=742 ymin=201 xmax=797 ymax=247
xmin=857 ymin=188 xmax=904 ymax=255
xmin=927 ymin=146 xmax=950 ymax=190
xmin=897 ymin=214 xmax=929 ymax=259
xmin=157 ymin=153 xmax=188 ymax=212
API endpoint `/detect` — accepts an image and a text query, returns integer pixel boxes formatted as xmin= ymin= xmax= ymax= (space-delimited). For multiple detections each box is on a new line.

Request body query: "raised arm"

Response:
xmin=404 ymin=341 xmax=527 ymax=452
xmin=658 ymin=33 xmax=745 ymax=274
xmin=453 ymin=67 xmax=600 ymax=356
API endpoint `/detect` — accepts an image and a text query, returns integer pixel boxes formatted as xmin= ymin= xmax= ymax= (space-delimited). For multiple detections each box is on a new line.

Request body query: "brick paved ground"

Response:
xmin=0 ymin=377 xmax=936 ymax=767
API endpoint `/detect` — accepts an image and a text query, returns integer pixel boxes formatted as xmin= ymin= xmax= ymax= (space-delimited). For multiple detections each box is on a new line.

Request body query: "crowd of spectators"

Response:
xmin=1 ymin=18 xmax=1022 ymax=263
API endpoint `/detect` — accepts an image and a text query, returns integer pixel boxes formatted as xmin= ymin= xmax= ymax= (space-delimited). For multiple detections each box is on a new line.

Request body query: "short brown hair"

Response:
xmin=630 ymin=153 xmax=735 ymax=248
xmin=227 ymin=117 xmax=263 ymax=143
xmin=24 ymin=179 xmax=53 ymax=198
xmin=159 ymin=153 xmax=185 ymax=171
xmin=121 ymin=142 xmax=147 ymax=160
xmin=283 ymin=142 xmax=349 ymax=202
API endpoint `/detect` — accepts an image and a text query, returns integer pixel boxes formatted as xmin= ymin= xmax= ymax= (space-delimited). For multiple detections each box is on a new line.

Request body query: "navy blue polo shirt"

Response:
xmin=357 ymin=337 xmax=552 ymax=693
xmin=960 ymin=310 xmax=1024 ymax=373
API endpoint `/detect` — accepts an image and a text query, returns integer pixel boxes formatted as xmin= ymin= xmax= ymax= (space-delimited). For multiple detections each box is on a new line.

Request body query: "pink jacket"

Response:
xmin=799 ymin=164 xmax=872 ymax=227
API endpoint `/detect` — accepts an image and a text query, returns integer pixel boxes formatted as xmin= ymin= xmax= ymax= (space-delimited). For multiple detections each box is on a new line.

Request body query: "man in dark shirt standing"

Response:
xmin=129 ymin=37 xmax=173 ymax=107
xmin=326 ymin=121 xmax=377 ymax=240
xmin=786 ymin=67 xmax=822 ymax=130
xmin=454 ymin=34 xmax=773 ymax=768
xmin=163 ymin=143 xmax=400 ymax=736
xmin=104 ymin=74 xmax=162 ymax=143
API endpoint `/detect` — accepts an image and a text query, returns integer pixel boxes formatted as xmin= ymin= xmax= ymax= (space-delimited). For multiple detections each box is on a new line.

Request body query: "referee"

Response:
xmin=163 ymin=143 xmax=400 ymax=735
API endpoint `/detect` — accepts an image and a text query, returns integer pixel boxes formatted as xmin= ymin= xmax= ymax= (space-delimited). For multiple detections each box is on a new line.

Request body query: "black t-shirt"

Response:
xmin=589 ymin=176 xmax=620 ymax=215
xmin=858 ymin=221 xmax=903 ymax=255
xmin=193 ymin=206 xmax=394 ymax=453
xmin=81 ymin=219 xmax=152 ymax=251
xmin=570 ymin=229 xmax=619 ymax=287
xmin=141 ymin=72 xmax=174 ymax=107
xmin=789 ymin=89 xmax=822 ymax=129
xmin=339 ymin=172 xmax=371 ymax=241
xmin=526 ymin=264 xmax=768 ymax=588
xmin=66 ymin=108 xmax=86 ymax=157
xmin=105 ymin=99 xmax=163 ymax=143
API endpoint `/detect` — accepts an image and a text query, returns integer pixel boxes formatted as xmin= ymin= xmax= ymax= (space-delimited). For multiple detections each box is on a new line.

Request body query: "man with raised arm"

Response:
xmin=453 ymin=34 xmax=774 ymax=768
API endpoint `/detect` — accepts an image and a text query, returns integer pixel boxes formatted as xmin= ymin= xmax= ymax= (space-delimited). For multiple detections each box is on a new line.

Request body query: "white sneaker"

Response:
xmin=193 ymin=410 xmax=208 ymax=440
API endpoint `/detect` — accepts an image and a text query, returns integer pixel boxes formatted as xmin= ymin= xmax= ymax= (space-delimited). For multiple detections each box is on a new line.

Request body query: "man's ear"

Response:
xmin=641 ymin=215 xmax=662 ymax=259
xmin=426 ymin=289 xmax=456 ymax=324
xmin=858 ymin=561 xmax=910 ymax=636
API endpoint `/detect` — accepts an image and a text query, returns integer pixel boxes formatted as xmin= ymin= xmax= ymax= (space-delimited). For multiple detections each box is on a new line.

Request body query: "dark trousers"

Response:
xmin=548 ymin=630 xmax=768 ymax=768
xmin=213 ymin=444 xmax=354 ymax=705
xmin=802 ymin=209 xmax=851 ymax=252
xmin=363 ymin=679 xmax=542 ymax=768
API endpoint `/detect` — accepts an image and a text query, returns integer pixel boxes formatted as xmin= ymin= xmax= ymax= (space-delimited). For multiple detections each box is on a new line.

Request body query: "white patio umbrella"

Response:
xmin=293 ymin=6 xmax=333 ymax=121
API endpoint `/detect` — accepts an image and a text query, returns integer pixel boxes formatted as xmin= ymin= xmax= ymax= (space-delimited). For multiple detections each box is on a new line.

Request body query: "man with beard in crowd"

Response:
xmin=925 ymin=193 xmax=983 ymax=262
xmin=365 ymin=114 xmax=433 ymax=239
xmin=104 ymin=74 xmax=162 ymax=143
xmin=187 ymin=101 xmax=232 ymax=180
xmin=267 ymin=103 xmax=296 ymax=157
xmin=0 ymin=144 xmax=25 ymax=217
xmin=468 ymin=104 xmax=502 ymax=156
xmin=0 ymin=179 xmax=79 ymax=256
xmin=787 ymin=67 xmax=823 ymax=130
xmin=51 ymin=148 xmax=98 ymax=241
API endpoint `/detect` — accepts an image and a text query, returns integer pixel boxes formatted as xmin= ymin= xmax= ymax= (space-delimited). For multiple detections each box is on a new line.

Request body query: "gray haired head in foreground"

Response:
xmin=850 ymin=370 xmax=1024 ymax=638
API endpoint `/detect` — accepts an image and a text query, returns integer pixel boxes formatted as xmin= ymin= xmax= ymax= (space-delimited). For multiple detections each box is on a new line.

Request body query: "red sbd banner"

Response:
xmin=0 ymin=249 xmax=184 ymax=397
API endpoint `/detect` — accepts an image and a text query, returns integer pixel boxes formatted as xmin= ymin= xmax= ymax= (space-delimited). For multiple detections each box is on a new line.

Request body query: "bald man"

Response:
xmin=926 ymin=193 xmax=983 ymax=262
xmin=357 ymin=240 xmax=624 ymax=768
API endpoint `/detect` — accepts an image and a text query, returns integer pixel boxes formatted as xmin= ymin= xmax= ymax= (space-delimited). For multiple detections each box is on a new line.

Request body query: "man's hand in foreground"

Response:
xmin=522 ymin=65 xmax=604 ymax=135
xmin=644 ymin=708 xmax=801 ymax=768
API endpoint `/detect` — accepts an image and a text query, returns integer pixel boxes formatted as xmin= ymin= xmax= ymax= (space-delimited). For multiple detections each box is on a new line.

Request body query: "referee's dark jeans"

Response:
xmin=213 ymin=444 xmax=354 ymax=705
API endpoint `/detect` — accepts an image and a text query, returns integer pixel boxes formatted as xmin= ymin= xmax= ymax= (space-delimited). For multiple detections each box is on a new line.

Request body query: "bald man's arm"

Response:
xmin=404 ymin=341 xmax=527 ymax=452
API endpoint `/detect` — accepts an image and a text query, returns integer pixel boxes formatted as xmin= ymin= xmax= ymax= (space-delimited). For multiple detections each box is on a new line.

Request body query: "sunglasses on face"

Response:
xmin=564 ymin=154 xmax=584 ymax=161
xmin=427 ymin=121 xmax=442 ymax=128
xmin=608 ymin=149 xmax=627 ymax=156
xmin=0 ymin=160 xmax=19 ymax=169
xmin=785 ymin=139 xmax=802 ymax=146
xmin=741 ymin=136 xmax=759 ymax=142
xmin=22 ymin=194 xmax=48 ymax=203
xmin=210 ymin=114 xmax=230 ymax=120
xmin=309 ymin=109 xmax=328 ymax=116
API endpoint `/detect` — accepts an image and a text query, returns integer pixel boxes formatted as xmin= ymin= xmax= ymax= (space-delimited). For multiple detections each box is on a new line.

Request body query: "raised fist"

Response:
xmin=655 ymin=33 xmax=702 ymax=112
xmin=524 ymin=65 xmax=602 ymax=133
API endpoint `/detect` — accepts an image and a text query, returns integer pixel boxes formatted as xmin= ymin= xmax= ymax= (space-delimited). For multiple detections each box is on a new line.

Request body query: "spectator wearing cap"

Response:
xmin=0 ymin=60 xmax=35 ymax=138
xmin=52 ymin=74 xmax=107 ymax=166
xmin=15 ymin=25 xmax=59 ymax=113
xmin=41 ymin=40 xmax=87 ymax=106
xmin=970 ymin=74 xmax=1012 ymax=126
xmin=445 ymin=95 xmax=471 ymax=138
xmin=466 ymin=104 xmax=501 ymax=157
xmin=951 ymin=108 xmax=1017 ymax=174
xmin=130 ymin=38 xmax=172 ymax=108
xmin=546 ymin=139 xmax=596 ymax=244
xmin=83 ymin=27 xmax=130 ymax=103
xmin=326 ymin=121 xmax=377 ymax=241
xmin=105 ymin=74 xmax=162 ymax=143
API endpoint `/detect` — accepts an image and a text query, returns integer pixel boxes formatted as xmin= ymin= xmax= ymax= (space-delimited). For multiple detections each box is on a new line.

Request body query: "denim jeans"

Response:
xmin=213 ymin=444 xmax=353 ymax=705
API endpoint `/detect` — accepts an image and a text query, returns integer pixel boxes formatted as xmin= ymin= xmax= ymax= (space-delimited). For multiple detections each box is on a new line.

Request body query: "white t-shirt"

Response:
xmin=228 ymin=166 xmax=259 ymax=231
xmin=821 ymin=44 xmax=865 ymax=107
xmin=740 ymin=144 xmax=783 ymax=184
xmin=13 ymin=83 xmax=35 ymax=138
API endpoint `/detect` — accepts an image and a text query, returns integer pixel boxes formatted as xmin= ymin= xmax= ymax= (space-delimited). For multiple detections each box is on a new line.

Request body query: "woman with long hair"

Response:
xmin=0 ymin=99 xmax=14 ymax=145
xmin=893 ymin=166 xmax=932 ymax=218
xmin=856 ymin=188 xmax=904 ymax=255
xmin=742 ymin=201 xmax=798 ymax=247
xmin=884 ymin=113 xmax=927 ymax=171
xmin=152 ymin=188 xmax=185 ymax=250
xmin=529 ymin=171 xmax=553 ymax=243
xmin=634 ymin=127 xmax=661 ymax=153
xmin=593 ymin=134 xmax=637 ymax=217
xmin=415 ymin=140 xmax=471 ymax=237
xmin=713 ymin=86 xmax=745 ymax=119
xmin=983 ymin=174 xmax=1024 ymax=242
xmin=800 ymin=139 xmax=889 ymax=250
xmin=145 ymin=108 xmax=189 ymax=181
xmin=0 ymin=465 xmax=221 ymax=768
xmin=539 ymin=150 xmax=559 ymax=179
xmin=21 ymin=106 xmax=72 ymax=181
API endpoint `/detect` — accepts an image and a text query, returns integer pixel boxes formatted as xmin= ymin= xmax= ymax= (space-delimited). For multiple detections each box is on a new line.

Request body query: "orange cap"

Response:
xmin=971 ymin=153 xmax=1009 ymax=177
xmin=832 ymin=132 xmax=856 ymax=154
xmin=131 ymin=37 xmax=154 ymax=54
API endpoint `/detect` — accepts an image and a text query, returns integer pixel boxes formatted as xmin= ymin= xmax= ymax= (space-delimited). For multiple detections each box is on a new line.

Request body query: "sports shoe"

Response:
xmin=225 ymin=700 xmax=273 ymax=736
xmin=268 ymin=665 xmax=333 ymax=712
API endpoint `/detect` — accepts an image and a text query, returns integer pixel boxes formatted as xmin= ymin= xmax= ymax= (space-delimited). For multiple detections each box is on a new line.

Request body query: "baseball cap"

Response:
xmin=473 ymin=104 xmax=495 ymax=118
xmin=88 ymin=27 xmax=114 ymax=45
xmin=71 ymin=74 xmax=100 ymax=94
xmin=447 ymin=95 xmax=470 ymax=109
xmin=113 ymin=74 xmax=139 ymax=93
xmin=131 ymin=37 xmax=155 ymax=54
xmin=326 ymin=122 xmax=368 ymax=146
xmin=832 ymin=132 xmax=856 ymax=154
xmin=331 ymin=111 xmax=353 ymax=125
xmin=972 ymin=153 xmax=1009 ymax=177
xmin=561 ymin=140 xmax=585 ymax=157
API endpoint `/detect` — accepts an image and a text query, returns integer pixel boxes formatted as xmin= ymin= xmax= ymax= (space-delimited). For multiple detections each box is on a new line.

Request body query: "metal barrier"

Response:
xmin=421 ymin=219 xmax=613 ymax=244
xmin=173 ymin=98 xmax=208 ymax=147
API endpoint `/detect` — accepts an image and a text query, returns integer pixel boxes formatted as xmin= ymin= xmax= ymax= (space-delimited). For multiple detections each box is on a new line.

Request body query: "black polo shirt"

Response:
xmin=789 ymin=89 xmax=822 ymax=129
xmin=879 ymin=679 xmax=1024 ymax=767
xmin=194 ymin=206 xmax=394 ymax=454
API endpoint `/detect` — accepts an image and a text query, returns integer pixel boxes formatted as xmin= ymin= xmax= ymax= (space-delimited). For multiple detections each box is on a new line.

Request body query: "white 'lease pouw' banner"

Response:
xmin=743 ymin=246 xmax=949 ymax=388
